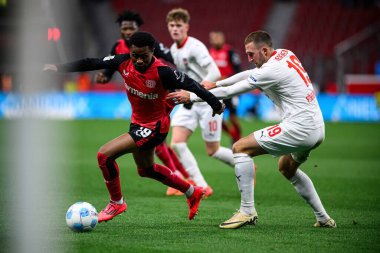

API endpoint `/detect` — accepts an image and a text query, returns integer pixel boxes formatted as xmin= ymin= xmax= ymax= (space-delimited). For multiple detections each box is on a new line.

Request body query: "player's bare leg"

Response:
xmin=279 ymin=154 xmax=336 ymax=228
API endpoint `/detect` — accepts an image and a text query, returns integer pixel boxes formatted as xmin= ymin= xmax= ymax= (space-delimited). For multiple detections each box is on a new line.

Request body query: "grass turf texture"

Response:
xmin=1 ymin=120 xmax=380 ymax=252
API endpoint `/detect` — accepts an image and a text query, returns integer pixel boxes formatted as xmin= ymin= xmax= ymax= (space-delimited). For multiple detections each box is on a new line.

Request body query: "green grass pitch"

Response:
xmin=1 ymin=119 xmax=380 ymax=252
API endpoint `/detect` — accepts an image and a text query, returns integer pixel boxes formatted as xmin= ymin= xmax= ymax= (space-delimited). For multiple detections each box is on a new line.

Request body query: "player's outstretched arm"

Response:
xmin=44 ymin=54 xmax=129 ymax=73
xmin=168 ymin=79 xmax=255 ymax=103
xmin=215 ymin=70 xmax=252 ymax=87
xmin=159 ymin=66 xmax=223 ymax=115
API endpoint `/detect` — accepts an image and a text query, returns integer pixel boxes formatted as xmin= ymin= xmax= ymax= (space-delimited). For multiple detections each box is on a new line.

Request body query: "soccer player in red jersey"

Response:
xmin=209 ymin=30 xmax=243 ymax=144
xmin=95 ymin=10 xmax=173 ymax=83
xmin=94 ymin=10 xmax=190 ymax=195
xmin=44 ymin=32 xmax=224 ymax=223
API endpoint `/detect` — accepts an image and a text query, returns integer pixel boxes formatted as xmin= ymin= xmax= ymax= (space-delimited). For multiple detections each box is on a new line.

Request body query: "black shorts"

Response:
xmin=129 ymin=121 xmax=168 ymax=151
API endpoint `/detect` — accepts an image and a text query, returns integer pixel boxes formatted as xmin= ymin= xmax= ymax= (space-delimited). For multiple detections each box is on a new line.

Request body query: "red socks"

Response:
xmin=97 ymin=152 xmax=122 ymax=202
xmin=138 ymin=163 xmax=190 ymax=193
xmin=156 ymin=143 xmax=190 ymax=179
xmin=155 ymin=143 xmax=176 ymax=172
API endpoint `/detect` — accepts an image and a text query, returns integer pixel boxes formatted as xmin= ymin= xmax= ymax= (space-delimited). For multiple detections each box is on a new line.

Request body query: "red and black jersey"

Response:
xmin=114 ymin=39 xmax=130 ymax=55
xmin=209 ymin=44 xmax=241 ymax=79
xmin=57 ymin=55 xmax=222 ymax=133
xmin=103 ymin=39 xmax=174 ymax=81
xmin=117 ymin=57 xmax=171 ymax=132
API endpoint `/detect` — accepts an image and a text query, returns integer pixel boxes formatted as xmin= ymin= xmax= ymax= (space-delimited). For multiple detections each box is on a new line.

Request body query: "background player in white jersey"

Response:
xmin=167 ymin=30 xmax=336 ymax=229
xmin=166 ymin=8 xmax=235 ymax=197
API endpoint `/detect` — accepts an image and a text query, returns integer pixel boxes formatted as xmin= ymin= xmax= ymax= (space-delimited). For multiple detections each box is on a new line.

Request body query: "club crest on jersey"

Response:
xmin=122 ymin=70 xmax=129 ymax=77
xmin=145 ymin=80 xmax=156 ymax=88
xmin=183 ymin=58 xmax=189 ymax=65
xmin=103 ymin=55 xmax=115 ymax=61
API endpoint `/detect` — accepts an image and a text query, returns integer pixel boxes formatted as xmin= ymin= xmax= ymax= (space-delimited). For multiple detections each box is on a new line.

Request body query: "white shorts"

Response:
xmin=253 ymin=122 xmax=325 ymax=163
xmin=171 ymin=103 xmax=223 ymax=142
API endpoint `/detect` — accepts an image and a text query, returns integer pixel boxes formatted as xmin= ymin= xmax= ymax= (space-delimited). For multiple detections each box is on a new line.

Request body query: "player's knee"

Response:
xmin=98 ymin=145 xmax=110 ymax=157
xmin=97 ymin=151 xmax=120 ymax=181
xmin=97 ymin=151 xmax=108 ymax=167
xmin=279 ymin=167 xmax=297 ymax=180
xmin=207 ymin=150 xmax=214 ymax=156
xmin=278 ymin=156 xmax=298 ymax=179
xmin=232 ymin=141 xmax=245 ymax=154
xmin=206 ymin=145 xmax=219 ymax=156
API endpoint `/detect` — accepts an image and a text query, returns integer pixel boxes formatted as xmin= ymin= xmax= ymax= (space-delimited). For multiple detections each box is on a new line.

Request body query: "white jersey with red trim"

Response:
xmin=170 ymin=36 xmax=217 ymax=83
xmin=248 ymin=49 xmax=323 ymax=128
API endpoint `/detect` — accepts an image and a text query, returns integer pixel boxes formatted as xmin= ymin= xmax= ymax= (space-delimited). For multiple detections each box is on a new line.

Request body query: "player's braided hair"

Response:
xmin=116 ymin=10 xmax=144 ymax=26
xmin=244 ymin=30 xmax=273 ymax=48
xmin=128 ymin=31 xmax=156 ymax=50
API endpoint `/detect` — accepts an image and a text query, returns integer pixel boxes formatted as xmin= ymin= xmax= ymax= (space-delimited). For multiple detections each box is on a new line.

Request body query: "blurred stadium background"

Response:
xmin=0 ymin=1 xmax=379 ymax=253
xmin=1 ymin=0 xmax=379 ymax=121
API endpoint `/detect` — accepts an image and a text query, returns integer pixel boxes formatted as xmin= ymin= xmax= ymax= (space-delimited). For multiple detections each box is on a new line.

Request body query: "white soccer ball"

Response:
xmin=66 ymin=202 xmax=98 ymax=232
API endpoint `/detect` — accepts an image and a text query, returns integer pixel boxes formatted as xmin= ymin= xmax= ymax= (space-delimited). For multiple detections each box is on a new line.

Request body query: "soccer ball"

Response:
xmin=66 ymin=202 xmax=98 ymax=232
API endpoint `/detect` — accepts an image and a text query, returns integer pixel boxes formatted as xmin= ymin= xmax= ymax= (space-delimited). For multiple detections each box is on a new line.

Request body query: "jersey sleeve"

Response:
xmin=158 ymin=66 xmax=222 ymax=111
xmin=153 ymin=42 xmax=174 ymax=64
xmin=100 ymin=42 xmax=120 ymax=80
xmin=216 ymin=70 xmax=251 ymax=87
xmin=190 ymin=79 xmax=255 ymax=102
xmin=56 ymin=54 xmax=130 ymax=73
xmin=191 ymin=42 xmax=214 ymax=68
xmin=109 ymin=42 xmax=118 ymax=55
xmin=247 ymin=63 xmax=279 ymax=90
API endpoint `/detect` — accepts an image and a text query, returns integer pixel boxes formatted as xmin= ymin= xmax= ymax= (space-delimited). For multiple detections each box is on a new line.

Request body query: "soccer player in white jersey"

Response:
xmin=167 ymin=30 xmax=336 ymax=229
xmin=166 ymin=8 xmax=235 ymax=197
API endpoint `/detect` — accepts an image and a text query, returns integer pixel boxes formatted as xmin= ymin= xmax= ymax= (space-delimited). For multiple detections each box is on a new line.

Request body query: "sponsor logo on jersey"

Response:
xmin=103 ymin=55 xmax=115 ymax=61
xmin=145 ymin=80 xmax=156 ymax=88
xmin=174 ymin=70 xmax=185 ymax=82
xmin=124 ymin=83 xmax=158 ymax=100
xmin=250 ymin=75 xmax=257 ymax=82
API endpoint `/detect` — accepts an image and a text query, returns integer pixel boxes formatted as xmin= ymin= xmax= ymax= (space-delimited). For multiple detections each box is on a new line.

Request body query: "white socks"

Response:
xmin=290 ymin=169 xmax=330 ymax=222
xmin=234 ymin=153 xmax=256 ymax=216
xmin=111 ymin=197 xmax=124 ymax=205
xmin=212 ymin=146 xmax=235 ymax=167
xmin=172 ymin=142 xmax=208 ymax=187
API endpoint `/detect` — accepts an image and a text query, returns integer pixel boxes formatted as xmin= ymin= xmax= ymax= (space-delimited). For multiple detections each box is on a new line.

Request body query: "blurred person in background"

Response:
xmin=95 ymin=10 xmax=173 ymax=84
xmin=209 ymin=30 xmax=243 ymax=144
xmin=44 ymin=32 xmax=225 ymax=223
xmin=166 ymin=8 xmax=235 ymax=198
xmin=167 ymin=30 xmax=336 ymax=229
xmin=95 ymin=10 xmax=190 ymax=196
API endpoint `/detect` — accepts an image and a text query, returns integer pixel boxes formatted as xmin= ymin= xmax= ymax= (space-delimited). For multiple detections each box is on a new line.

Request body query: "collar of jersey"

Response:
xmin=177 ymin=36 xmax=189 ymax=49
